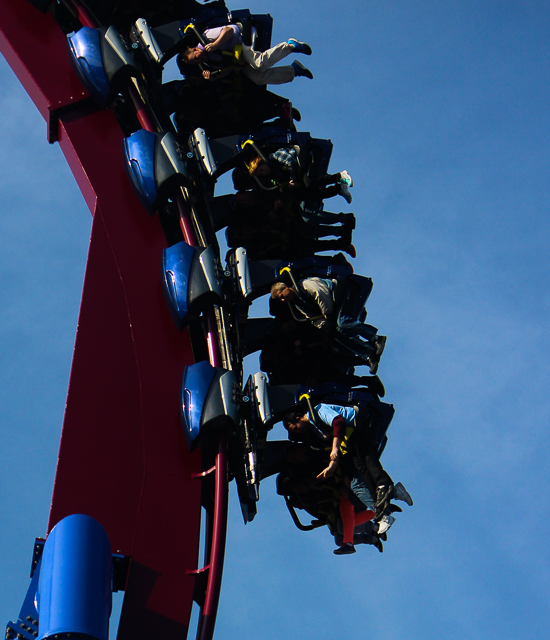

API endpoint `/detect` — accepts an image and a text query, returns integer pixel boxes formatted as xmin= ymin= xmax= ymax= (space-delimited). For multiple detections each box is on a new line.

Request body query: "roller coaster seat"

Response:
xmin=274 ymin=266 xmax=372 ymax=332
xmin=123 ymin=129 xmax=191 ymax=216
xmin=192 ymin=128 xmax=333 ymax=184
xmin=162 ymin=242 xmax=224 ymax=330
xmin=180 ymin=361 xmax=240 ymax=451
xmin=68 ymin=26 xmax=140 ymax=109
xmin=180 ymin=8 xmax=273 ymax=51
xmin=335 ymin=274 xmax=373 ymax=326
xmin=225 ymin=250 xmax=354 ymax=305
xmin=237 ymin=130 xmax=333 ymax=186
xmin=175 ymin=10 xmax=274 ymax=70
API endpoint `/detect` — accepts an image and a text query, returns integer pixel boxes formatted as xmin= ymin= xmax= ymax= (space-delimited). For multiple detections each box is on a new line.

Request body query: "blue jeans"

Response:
xmin=349 ymin=468 xmax=374 ymax=510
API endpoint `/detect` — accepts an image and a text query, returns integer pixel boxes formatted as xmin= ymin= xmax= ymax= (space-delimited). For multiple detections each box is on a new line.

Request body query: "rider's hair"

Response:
xmin=248 ymin=155 xmax=265 ymax=176
xmin=283 ymin=410 xmax=307 ymax=431
xmin=270 ymin=282 xmax=287 ymax=298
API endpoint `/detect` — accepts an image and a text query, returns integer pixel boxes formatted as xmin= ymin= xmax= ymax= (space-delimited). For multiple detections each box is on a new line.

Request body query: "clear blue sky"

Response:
xmin=1 ymin=1 xmax=549 ymax=639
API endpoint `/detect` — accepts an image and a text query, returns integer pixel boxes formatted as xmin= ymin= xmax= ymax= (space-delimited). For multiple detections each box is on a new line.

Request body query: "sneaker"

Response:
xmin=373 ymin=335 xmax=387 ymax=358
xmin=339 ymin=170 xmax=354 ymax=187
xmin=339 ymin=183 xmax=352 ymax=204
xmin=291 ymin=60 xmax=313 ymax=79
xmin=388 ymin=503 xmax=403 ymax=514
xmin=377 ymin=515 xmax=396 ymax=536
xmin=333 ymin=543 xmax=356 ymax=555
xmin=345 ymin=243 xmax=357 ymax=258
xmin=394 ymin=482 xmax=413 ymax=506
xmin=287 ymin=39 xmax=312 ymax=55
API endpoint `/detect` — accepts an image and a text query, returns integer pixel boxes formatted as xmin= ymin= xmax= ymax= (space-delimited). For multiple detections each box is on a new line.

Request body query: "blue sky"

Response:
xmin=1 ymin=1 xmax=549 ymax=639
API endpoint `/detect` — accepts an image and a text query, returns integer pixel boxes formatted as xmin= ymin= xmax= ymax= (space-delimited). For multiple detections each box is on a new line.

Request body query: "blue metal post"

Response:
xmin=37 ymin=514 xmax=112 ymax=640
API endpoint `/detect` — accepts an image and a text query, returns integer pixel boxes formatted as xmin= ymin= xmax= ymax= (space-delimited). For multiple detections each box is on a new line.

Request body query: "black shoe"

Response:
xmin=379 ymin=532 xmax=388 ymax=542
xmin=375 ymin=483 xmax=394 ymax=505
xmin=374 ymin=484 xmax=395 ymax=519
xmin=376 ymin=502 xmax=402 ymax=521
xmin=388 ymin=503 xmax=403 ymax=514
xmin=366 ymin=357 xmax=379 ymax=375
xmin=363 ymin=374 xmax=385 ymax=398
xmin=333 ymin=543 xmax=356 ymax=555
xmin=373 ymin=335 xmax=387 ymax=358
xmin=343 ymin=213 xmax=356 ymax=229
xmin=371 ymin=535 xmax=384 ymax=553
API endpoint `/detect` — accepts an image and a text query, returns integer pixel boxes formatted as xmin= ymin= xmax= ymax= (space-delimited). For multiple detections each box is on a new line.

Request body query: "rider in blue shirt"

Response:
xmin=283 ymin=402 xmax=413 ymax=518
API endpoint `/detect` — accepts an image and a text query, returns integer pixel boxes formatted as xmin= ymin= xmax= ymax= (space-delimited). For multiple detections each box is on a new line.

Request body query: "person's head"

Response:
xmin=283 ymin=410 xmax=310 ymax=435
xmin=271 ymin=282 xmax=297 ymax=303
xmin=289 ymin=475 xmax=315 ymax=493
xmin=234 ymin=190 xmax=256 ymax=209
xmin=285 ymin=443 xmax=311 ymax=464
xmin=181 ymin=46 xmax=206 ymax=64
xmin=248 ymin=155 xmax=270 ymax=177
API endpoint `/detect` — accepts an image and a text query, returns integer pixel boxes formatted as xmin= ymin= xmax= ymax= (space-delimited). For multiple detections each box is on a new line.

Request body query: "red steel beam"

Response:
xmin=0 ymin=2 xmax=206 ymax=637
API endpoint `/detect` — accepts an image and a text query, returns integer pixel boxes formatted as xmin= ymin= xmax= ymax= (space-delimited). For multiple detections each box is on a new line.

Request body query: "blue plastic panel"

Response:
xmin=162 ymin=241 xmax=195 ymax=329
xmin=180 ymin=361 xmax=217 ymax=450
xmin=123 ymin=129 xmax=158 ymax=215
xmin=68 ymin=27 xmax=110 ymax=107
xmin=36 ymin=514 xmax=112 ymax=640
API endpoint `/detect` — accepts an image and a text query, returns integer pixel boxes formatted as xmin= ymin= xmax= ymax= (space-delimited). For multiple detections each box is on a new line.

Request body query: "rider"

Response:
xmin=180 ymin=25 xmax=313 ymax=84
xmin=282 ymin=402 xmax=413 ymax=520
xmin=270 ymin=277 xmax=386 ymax=373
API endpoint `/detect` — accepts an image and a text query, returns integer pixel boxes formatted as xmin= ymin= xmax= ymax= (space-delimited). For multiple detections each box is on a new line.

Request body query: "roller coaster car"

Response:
xmin=255 ymin=380 xmax=393 ymax=455
xmin=269 ymin=261 xmax=375 ymax=335
xmin=189 ymin=127 xmax=333 ymax=187
xmin=123 ymin=129 xmax=191 ymax=215
xmin=219 ymin=252 xmax=359 ymax=367
xmin=228 ymin=373 xmax=304 ymax=523
xmin=179 ymin=366 xmax=266 ymax=523
xmin=161 ymin=241 xmax=224 ymax=330
xmin=297 ymin=383 xmax=393 ymax=456
xmin=228 ymin=373 xmax=265 ymax=523
xmin=67 ymin=26 xmax=140 ymax=108
xmin=180 ymin=360 xmax=240 ymax=451
xmin=225 ymin=250 xmax=354 ymax=305
xmin=129 ymin=7 xmax=273 ymax=67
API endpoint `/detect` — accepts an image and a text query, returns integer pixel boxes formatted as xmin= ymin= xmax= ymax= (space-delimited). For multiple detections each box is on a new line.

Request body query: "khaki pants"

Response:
xmin=241 ymin=42 xmax=295 ymax=85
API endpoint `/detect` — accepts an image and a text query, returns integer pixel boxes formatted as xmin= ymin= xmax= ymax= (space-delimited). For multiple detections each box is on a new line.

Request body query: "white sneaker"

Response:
xmin=377 ymin=515 xmax=396 ymax=535
xmin=339 ymin=183 xmax=352 ymax=204
xmin=394 ymin=482 xmax=413 ymax=506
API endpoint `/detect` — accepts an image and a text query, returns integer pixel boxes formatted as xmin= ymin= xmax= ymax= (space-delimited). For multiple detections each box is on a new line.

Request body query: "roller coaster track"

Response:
xmin=0 ymin=1 xmax=231 ymax=639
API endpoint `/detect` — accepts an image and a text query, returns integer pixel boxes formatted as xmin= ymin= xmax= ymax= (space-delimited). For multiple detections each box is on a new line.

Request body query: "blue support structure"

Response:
xmin=36 ymin=514 xmax=112 ymax=640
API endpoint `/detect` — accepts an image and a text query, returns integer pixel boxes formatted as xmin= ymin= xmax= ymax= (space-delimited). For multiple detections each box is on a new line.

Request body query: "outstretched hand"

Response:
xmin=316 ymin=459 xmax=339 ymax=481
